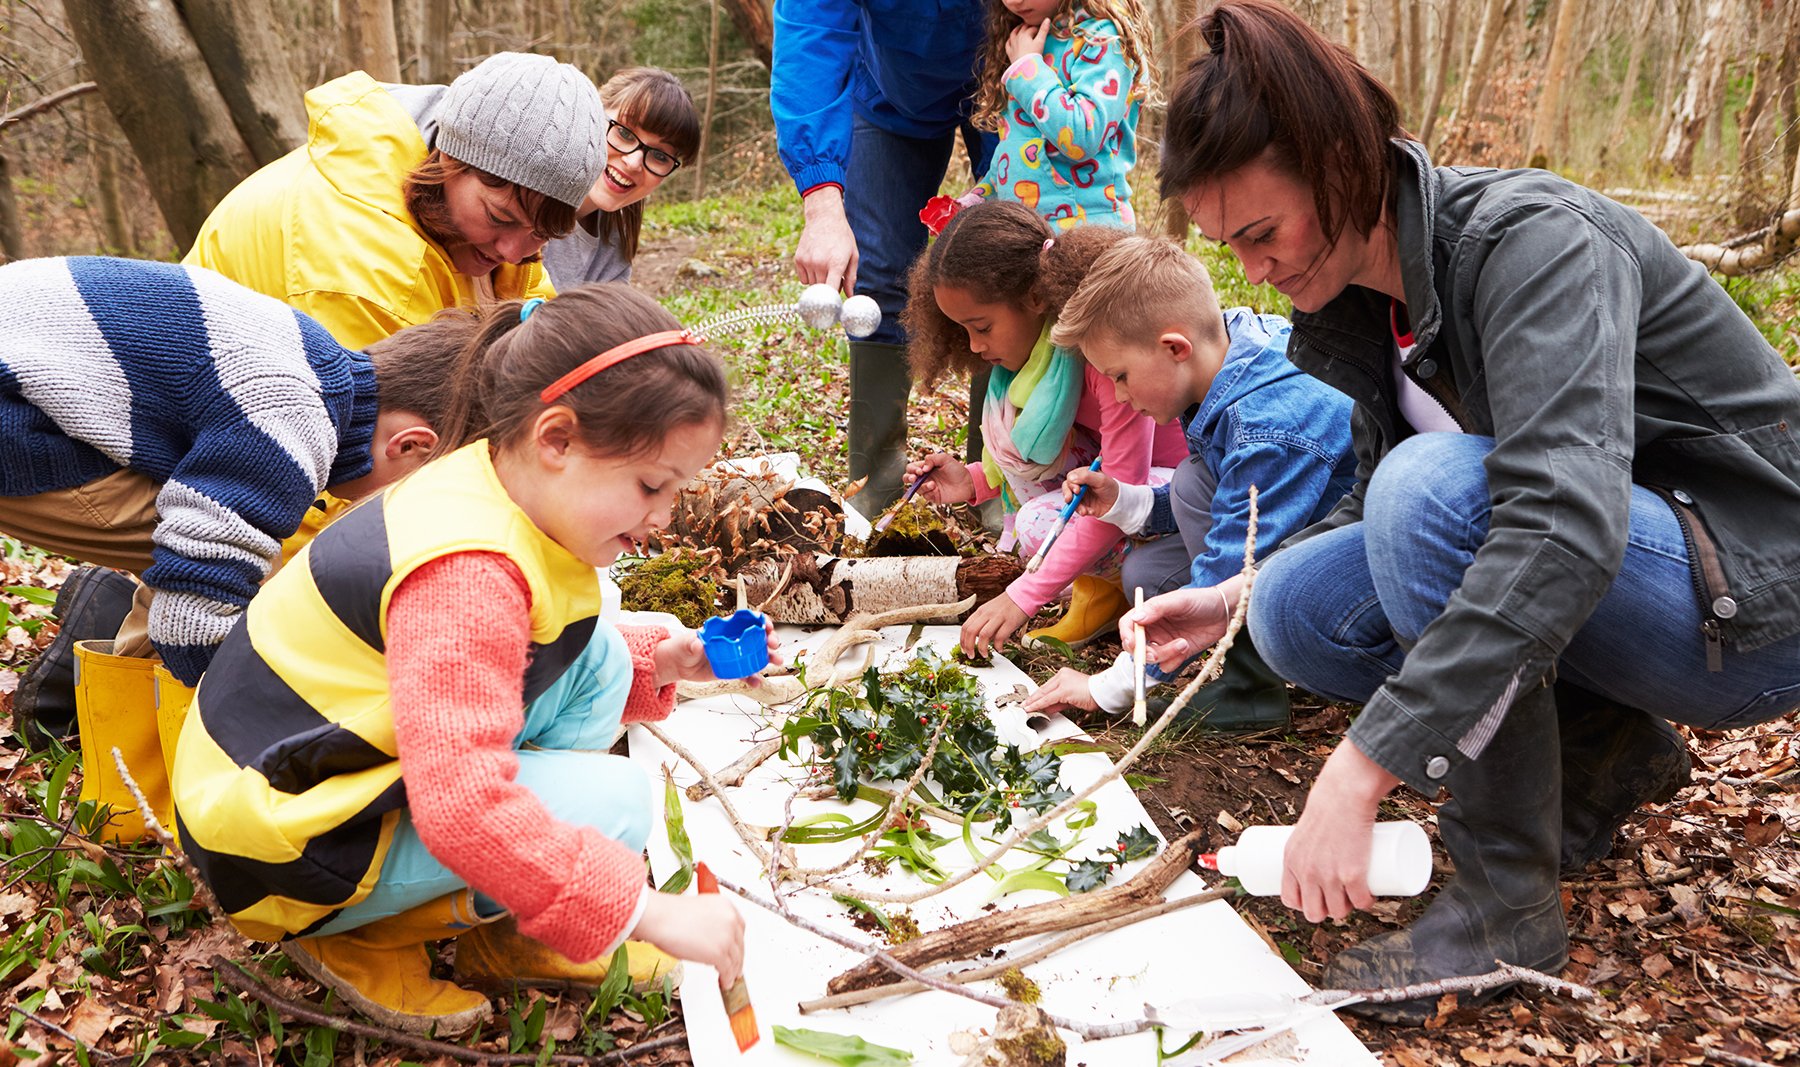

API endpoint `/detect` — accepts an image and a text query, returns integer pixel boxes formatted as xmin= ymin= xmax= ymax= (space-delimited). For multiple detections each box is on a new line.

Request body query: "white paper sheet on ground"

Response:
xmin=628 ymin=624 xmax=1378 ymax=1066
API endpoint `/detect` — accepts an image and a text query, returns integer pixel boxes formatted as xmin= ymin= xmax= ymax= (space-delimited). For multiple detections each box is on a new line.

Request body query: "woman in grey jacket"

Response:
xmin=1127 ymin=0 xmax=1800 ymax=1024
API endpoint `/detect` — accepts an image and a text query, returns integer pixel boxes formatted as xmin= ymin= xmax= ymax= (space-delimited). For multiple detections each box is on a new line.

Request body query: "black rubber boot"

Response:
xmin=847 ymin=340 xmax=911 ymax=513
xmin=1166 ymin=635 xmax=1292 ymax=733
xmin=1555 ymin=680 xmax=1691 ymax=875
xmin=13 ymin=566 xmax=139 ymax=746
xmin=1325 ymin=683 xmax=1569 ymax=1024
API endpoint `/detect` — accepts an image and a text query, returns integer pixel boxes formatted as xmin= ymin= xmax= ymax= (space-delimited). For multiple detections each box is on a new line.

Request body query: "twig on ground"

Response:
xmin=0 ymin=811 xmax=78 ymax=893
xmin=685 ymin=737 xmax=786 ymax=801
xmin=7 ymin=1005 xmax=123 ymax=1061
xmin=1305 ymin=961 xmax=1597 ymax=1006
xmin=641 ymin=723 xmax=774 ymax=869
xmin=1701 ymin=1048 xmax=1780 ymax=1067
xmin=111 ymin=747 xmax=231 ymax=924
xmin=1568 ymin=866 xmax=1696 ymax=890
xmin=213 ymin=956 xmax=684 ymax=1065
xmin=798 ymin=885 xmax=1234 ymax=1012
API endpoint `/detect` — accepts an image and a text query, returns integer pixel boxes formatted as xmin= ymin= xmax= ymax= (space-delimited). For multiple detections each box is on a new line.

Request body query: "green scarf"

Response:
xmin=980 ymin=320 xmax=1081 ymax=509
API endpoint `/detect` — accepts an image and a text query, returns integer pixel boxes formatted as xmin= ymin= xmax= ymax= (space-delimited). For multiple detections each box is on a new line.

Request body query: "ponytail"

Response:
xmin=424 ymin=304 xmax=523 ymax=459
xmin=1160 ymin=0 xmax=1403 ymax=245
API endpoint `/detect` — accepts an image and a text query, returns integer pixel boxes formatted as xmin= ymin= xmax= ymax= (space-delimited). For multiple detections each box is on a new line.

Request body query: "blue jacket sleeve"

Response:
xmin=772 ymin=0 xmax=860 ymax=193
xmin=1189 ymin=428 xmax=1354 ymax=591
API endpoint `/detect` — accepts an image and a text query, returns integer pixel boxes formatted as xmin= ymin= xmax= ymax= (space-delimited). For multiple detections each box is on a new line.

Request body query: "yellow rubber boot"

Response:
xmin=1026 ymin=576 xmax=1130 ymax=650
xmin=74 ymin=641 xmax=166 ymax=843
xmin=453 ymin=915 xmax=683 ymax=994
xmin=283 ymin=892 xmax=493 ymax=1035
xmin=152 ymin=665 xmax=194 ymax=804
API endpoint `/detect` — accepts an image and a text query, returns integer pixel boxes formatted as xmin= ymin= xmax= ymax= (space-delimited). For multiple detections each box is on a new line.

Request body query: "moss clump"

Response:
xmin=616 ymin=551 xmax=720 ymax=629
xmin=885 ymin=910 xmax=921 ymax=945
xmin=997 ymin=967 xmax=1041 ymax=1004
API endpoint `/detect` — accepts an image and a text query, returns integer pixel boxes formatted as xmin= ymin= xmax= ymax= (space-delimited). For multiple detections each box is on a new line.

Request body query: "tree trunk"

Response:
xmin=1344 ymin=0 xmax=1363 ymax=60
xmin=0 ymin=153 xmax=24 ymax=262
xmin=1162 ymin=12 xmax=1197 ymax=237
xmin=718 ymin=0 xmax=773 ymax=68
xmin=1388 ymin=0 xmax=1408 ymax=119
xmin=182 ymin=0 xmax=308 ymax=166
xmin=1448 ymin=0 xmax=1510 ymax=136
xmin=1661 ymin=0 xmax=1734 ymax=177
xmin=422 ymin=0 xmax=453 ymax=82
xmin=1781 ymin=0 xmax=1800 ymax=204
xmin=340 ymin=0 xmax=402 ymax=82
xmin=1418 ymin=0 xmax=1458 ymax=147
xmin=1405 ymin=0 xmax=1424 ymax=118
xmin=391 ymin=0 xmax=420 ymax=79
xmin=1526 ymin=0 xmax=1583 ymax=167
xmin=88 ymin=98 xmax=134 ymax=256
xmin=1605 ymin=1 xmax=1654 ymax=153
xmin=63 ymin=0 xmax=261 ymax=250
xmin=1735 ymin=0 xmax=1784 ymax=192
xmin=693 ymin=0 xmax=721 ymax=199
xmin=1650 ymin=0 xmax=1694 ymax=169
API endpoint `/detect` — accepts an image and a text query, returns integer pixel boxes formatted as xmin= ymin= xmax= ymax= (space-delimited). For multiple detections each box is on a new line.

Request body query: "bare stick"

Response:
xmin=0 ymin=81 xmax=98 ymax=131
xmin=808 ymin=595 xmax=977 ymax=685
xmin=641 ymin=723 xmax=774 ymax=869
xmin=1303 ymin=961 xmax=1597 ymax=1006
xmin=111 ymin=747 xmax=231 ymax=925
xmin=798 ymin=886 xmax=1234 ymax=1013
xmin=675 ymin=675 xmax=807 ymax=705
xmin=213 ymin=956 xmax=684 ymax=1065
xmin=686 ymin=737 xmax=787 ymax=801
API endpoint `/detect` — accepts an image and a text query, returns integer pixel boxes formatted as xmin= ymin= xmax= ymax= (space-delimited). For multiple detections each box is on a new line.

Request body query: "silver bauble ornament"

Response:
xmin=839 ymin=294 xmax=881 ymax=338
xmin=796 ymin=283 xmax=844 ymax=330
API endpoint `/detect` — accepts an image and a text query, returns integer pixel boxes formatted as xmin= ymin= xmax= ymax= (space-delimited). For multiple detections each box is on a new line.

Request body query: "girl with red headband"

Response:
xmin=171 ymin=284 xmax=762 ymax=1035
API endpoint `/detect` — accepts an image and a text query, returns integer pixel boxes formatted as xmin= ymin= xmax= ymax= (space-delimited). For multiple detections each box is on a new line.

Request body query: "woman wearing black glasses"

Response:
xmin=543 ymin=68 xmax=700 ymax=290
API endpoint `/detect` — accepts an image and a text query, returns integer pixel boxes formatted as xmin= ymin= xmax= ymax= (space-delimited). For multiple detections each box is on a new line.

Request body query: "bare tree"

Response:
xmin=719 ymin=0 xmax=774 ymax=68
xmin=1418 ymin=0 xmax=1458 ymax=147
xmin=1661 ymin=0 xmax=1735 ymax=176
xmin=340 ymin=0 xmax=402 ymax=81
xmin=1447 ymin=0 xmax=1511 ymax=136
xmin=0 ymin=153 xmax=25 ymax=261
xmin=63 ymin=0 xmax=262 ymax=249
xmin=422 ymin=0 xmax=453 ymax=82
xmin=1526 ymin=0 xmax=1583 ymax=167
xmin=182 ymin=0 xmax=308 ymax=164
xmin=1388 ymin=0 xmax=1409 ymax=116
xmin=1605 ymin=0 xmax=1655 ymax=155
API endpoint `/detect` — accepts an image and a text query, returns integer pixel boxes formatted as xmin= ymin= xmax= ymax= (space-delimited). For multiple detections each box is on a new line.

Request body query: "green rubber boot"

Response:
xmin=1164 ymin=634 xmax=1292 ymax=733
xmin=1555 ymin=680 xmax=1690 ymax=875
xmin=847 ymin=340 xmax=912 ymax=513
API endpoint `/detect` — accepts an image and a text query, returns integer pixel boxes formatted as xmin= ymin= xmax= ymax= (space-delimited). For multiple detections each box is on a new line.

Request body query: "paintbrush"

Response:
xmin=1024 ymin=456 xmax=1104 ymax=573
xmin=1131 ymin=586 xmax=1148 ymax=726
xmin=695 ymin=862 xmax=759 ymax=1051
xmin=872 ymin=469 xmax=933 ymax=535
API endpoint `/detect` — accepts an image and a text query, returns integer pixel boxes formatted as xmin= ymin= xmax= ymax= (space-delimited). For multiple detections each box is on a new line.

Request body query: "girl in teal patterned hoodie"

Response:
xmin=965 ymin=0 xmax=1153 ymax=230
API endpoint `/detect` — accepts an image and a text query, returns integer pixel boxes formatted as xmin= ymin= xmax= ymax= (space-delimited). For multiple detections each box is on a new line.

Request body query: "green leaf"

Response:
xmin=1113 ymin=825 xmax=1160 ymax=863
xmin=1028 ymin=634 xmax=1078 ymax=660
xmin=658 ymin=769 xmax=695 ymax=894
xmin=3 ymin=585 xmax=56 ymax=606
xmin=832 ymin=743 xmax=862 ymax=802
xmin=988 ymin=869 xmax=1071 ymax=901
xmin=1046 ymin=739 xmax=1110 ymax=757
xmin=1064 ymin=800 xmax=1099 ymax=831
xmin=591 ymin=942 xmax=633 ymax=1020
xmin=831 ymin=893 xmax=893 ymax=933
xmin=773 ymin=1025 xmax=914 ymax=1065
xmin=1065 ymin=859 xmax=1113 ymax=894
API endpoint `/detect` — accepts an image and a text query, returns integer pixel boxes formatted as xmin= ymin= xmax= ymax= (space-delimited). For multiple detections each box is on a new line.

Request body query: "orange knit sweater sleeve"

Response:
xmin=615 ymin=624 xmax=677 ymax=723
xmin=388 ymin=551 xmax=647 ymax=962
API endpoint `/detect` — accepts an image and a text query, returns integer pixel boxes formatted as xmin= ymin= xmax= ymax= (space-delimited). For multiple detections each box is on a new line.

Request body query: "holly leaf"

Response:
xmin=1113 ymin=824 xmax=1159 ymax=863
xmin=833 ymin=743 xmax=862 ymax=802
xmin=1065 ymin=859 xmax=1113 ymax=894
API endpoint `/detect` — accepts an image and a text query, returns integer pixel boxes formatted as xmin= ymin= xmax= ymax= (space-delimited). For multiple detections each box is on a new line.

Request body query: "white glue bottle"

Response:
xmin=1204 ymin=821 xmax=1432 ymax=897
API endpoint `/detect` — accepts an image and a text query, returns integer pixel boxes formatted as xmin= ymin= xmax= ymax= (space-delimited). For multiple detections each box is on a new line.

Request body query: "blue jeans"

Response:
xmin=1251 ymin=434 xmax=1800 ymax=730
xmin=316 ymin=625 xmax=654 ymax=935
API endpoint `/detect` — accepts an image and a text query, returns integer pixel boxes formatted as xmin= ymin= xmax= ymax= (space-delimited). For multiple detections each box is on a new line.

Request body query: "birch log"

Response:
xmin=742 ymin=554 xmax=1023 ymax=625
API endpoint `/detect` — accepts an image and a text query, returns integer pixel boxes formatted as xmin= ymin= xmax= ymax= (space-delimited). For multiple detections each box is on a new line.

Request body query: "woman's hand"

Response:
xmin=960 ymin=593 xmax=1030 ymax=659
xmin=1119 ymin=582 xmax=1238 ymax=672
xmin=1006 ymin=19 xmax=1051 ymax=64
xmin=1280 ymin=740 xmax=1402 ymax=923
xmin=654 ymin=626 xmax=784 ymax=687
xmin=1021 ymin=667 xmax=1099 ymax=714
xmin=1063 ymin=467 xmax=1120 ymax=518
xmin=633 ymin=889 xmax=747 ymax=988
xmin=795 ymin=186 xmax=859 ymax=294
xmin=904 ymin=453 xmax=975 ymax=505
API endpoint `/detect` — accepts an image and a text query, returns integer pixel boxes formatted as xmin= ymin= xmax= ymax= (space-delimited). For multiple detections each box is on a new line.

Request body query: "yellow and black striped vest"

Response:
xmin=172 ymin=441 xmax=601 ymax=940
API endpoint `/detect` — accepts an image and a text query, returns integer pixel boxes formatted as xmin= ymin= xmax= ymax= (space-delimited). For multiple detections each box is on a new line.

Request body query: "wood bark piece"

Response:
xmin=743 ymin=554 xmax=1020 ymax=625
xmin=1680 ymin=208 xmax=1800 ymax=274
xmin=685 ymin=737 xmax=785 ymax=801
xmin=825 ymin=830 xmax=1206 ymax=994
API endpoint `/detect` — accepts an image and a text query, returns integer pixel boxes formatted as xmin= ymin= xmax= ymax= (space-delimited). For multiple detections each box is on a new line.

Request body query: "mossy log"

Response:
xmin=741 ymin=553 xmax=1023 ymax=625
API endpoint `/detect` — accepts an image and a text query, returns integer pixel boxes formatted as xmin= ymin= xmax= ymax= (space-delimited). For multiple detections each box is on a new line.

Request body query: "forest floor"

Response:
xmin=0 ymin=186 xmax=1795 ymax=1065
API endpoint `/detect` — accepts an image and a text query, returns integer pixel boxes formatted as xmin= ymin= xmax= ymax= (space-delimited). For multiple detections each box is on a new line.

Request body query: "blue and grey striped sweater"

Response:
xmin=0 ymin=256 xmax=379 ymax=683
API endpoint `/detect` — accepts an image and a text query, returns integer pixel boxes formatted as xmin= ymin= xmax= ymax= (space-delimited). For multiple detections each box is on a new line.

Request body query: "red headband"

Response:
xmin=538 ymin=329 xmax=705 ymax=404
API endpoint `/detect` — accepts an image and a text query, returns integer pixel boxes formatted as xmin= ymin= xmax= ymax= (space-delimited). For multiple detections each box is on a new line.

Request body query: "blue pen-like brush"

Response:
xmin=1025 ymin=456 xmax=1103 ymax=574
xmin=873 ymin=470 xmax=932 ymax=535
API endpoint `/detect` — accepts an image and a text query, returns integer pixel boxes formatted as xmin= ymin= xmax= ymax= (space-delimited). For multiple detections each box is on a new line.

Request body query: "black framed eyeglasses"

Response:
xmin=606 ymin=120 xmax=682 ymax=178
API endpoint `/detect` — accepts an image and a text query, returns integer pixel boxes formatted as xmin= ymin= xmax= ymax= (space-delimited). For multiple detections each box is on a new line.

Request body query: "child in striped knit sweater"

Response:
xmin=0 ymin=256 xmax=489 ymax=840
xmin=173 ymin=284 xmax=759 ymax=1036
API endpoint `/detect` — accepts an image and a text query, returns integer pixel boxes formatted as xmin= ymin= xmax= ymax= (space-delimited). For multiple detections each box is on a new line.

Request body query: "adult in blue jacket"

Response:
xmin=772 ymin=0 xmax=996 ymax=508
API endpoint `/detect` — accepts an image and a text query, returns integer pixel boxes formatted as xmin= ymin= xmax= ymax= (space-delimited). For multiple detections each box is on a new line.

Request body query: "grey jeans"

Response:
xmin=1121 ymin=456 xmax=1218 ymax=599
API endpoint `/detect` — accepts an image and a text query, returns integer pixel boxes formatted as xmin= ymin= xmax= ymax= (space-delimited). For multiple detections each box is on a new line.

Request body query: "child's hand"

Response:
xmin=655 ymin=627 xmax=785 ymax=687
xmin=961 ymin=592 xmax=1030 ymax=659
xmin=1022 ymin=667 xmax=1100 ymax=714
xmin=633 ymin=889 xmax=747 ymax=988
xmin=1006 ymin=19 xmax=1051 ymax=64
xmin=905 ymin=453 xmax=975 ymax=505
xmin=1063 ymin=467 xmax=1120 ymax=518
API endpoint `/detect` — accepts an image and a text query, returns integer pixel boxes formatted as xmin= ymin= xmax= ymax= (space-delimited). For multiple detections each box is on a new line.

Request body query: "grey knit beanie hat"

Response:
xmin=436 ymin=52 xmax=606 ymax=209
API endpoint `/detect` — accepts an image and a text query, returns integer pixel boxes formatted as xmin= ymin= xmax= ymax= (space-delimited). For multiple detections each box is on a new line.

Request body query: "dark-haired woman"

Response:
xmin=1124 ymin=0 xmax=1800 ymax=1022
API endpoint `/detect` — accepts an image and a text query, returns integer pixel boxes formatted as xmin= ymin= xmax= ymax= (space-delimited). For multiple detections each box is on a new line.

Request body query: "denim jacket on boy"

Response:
xmin=1282 ymin=139 xmax=1800 ymax=796
xmin=1143 ymin=307 xmax=1358 ymax=590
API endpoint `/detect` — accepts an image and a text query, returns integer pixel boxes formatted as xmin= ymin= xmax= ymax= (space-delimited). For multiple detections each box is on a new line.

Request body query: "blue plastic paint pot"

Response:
xmin=698 ymin=609 xmax=770 ymax=679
